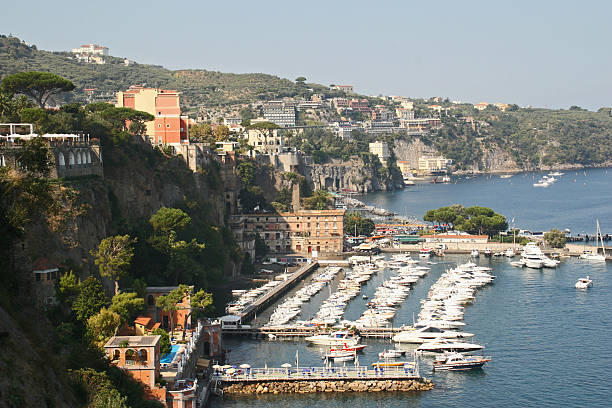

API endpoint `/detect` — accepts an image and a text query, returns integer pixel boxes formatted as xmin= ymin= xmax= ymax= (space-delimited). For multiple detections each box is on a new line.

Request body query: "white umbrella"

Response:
xmin=212 ymin=364 xmax=221 ymax=370
xmin=281 ymin=363 xmax=292 ymax=368
xmin=239 ymin=364 xmax=251 ymax=369
xmin=226 ymin=368 xmax=236 ymax=374
xmin=222 ymin=365 xmax=232 ymax=369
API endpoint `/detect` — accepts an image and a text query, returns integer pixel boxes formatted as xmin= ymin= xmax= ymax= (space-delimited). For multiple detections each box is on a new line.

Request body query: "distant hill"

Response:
xmin=0 ymin=35 xmax=326 ymax=113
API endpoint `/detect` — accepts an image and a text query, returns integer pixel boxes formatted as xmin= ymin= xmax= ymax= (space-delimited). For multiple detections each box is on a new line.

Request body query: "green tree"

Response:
xmin=255 ymin=234 xmax=269 ymax=259
xmin=214 ymin=125 xmax=230 ymax=141
xmin=15 ymin=136 xmax=53 ymax=177
xmin=152 ymin=328 xmax=172 ymax=355
xmin=237 ymin=160 xmax=257 ymax=185
xmin=295 ymin=76 xmax=307 ymax=84
xmin=239 ymin=186 xmax=267 ymax=212
xmin=189 ymin=123 xmax=213 ymax=142
xmin=72 ymin=277 xmax=109 ymax=322
xmin=87 ymin=308 xmax=121 ymax=347
xmin=302 ymin=189 xmax=333 ymax=210
xmin=544 ymin=228 xmax=566 ymax=248
xmin=109 ymin=292 xmax=144 ymax=324
xmin=344 ymin=212 xmax=375 ymax=236
xmin=131 ymin=278 xmax=147 ymax=298
xmin=0 ymin=71 xmax=75 ymax=108
xmin=58 ymin=270 xmax=80 ymax=307
xmin=91 ymin=235 xmax=137 ymax=295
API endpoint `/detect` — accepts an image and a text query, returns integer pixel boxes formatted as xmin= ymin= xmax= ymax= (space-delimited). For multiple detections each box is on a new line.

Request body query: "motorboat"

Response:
xmin=521 ymin=242 xmax=559 ymax=268
xmin=305 ymin=331 xmax=360 ymax=346
xmin=470 ymin=249 xmax=479 ymax=258
xmin=484 ymin=248 xmax=492 ymax=257
xmin=500 ymin=174 xmax=512 ymax=179
xmin=575 ymin=276 xmax=593 ymax=289
xmin=416 ymin=339 xmax=484 ymax=354
xmin=510 ymin=260 xmax=525 ymax=268
xmin=378 ymin=349 xmax=406 ymax=359
xmin=505 ymin=248 xmax=515 ymax=257
xmin=323 ymin=349 xmax=355 ymax=361
xmin=393 ymin=325 xmax=474 ymax=344
xmin=371 ymin=361 xmax=411 ymax=368
xmin=432 ymin=352 xmax=491 ymax=371
xmin=419 ymin=248 xmax=433 ymax=258
xmin=329 ymin=344 xmax=367 ymax=353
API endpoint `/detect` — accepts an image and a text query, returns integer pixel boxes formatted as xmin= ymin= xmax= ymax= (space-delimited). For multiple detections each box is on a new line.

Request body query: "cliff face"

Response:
xmin=393 ymin=139 xmax=439 ymax=169
xmin=307 ymin=157 xmax=401 ymax=193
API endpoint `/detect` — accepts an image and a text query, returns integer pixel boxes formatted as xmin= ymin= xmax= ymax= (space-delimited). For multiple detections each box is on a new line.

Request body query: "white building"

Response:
xmin=71 ymin=44 xmax=109 ymax=56
xmin=369 ymin=141 xmax=390 ymax=165
xmin=246 ymin=128 xmax=285 ymax=154
xmin=263 ymin=101 xmax=296 ymax=127
xmin=331 ymin=85 xmax=354 ymax=94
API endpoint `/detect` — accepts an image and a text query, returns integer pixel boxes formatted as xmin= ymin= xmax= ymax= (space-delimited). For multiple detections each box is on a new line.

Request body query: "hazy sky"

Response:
xmin=4 ymin=0 xmax=611 ymax=110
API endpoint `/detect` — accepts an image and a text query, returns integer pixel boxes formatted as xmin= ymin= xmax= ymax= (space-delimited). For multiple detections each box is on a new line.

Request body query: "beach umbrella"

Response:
xmin=226 ymin=368 xmax=236 ymax=374
xmin=281 ymin=363 xmax=292 ymax=368
xmin=222 ymin=365 xmax=232 ymax=369
xmin=239 ymin=364 xmax=251 ymax=369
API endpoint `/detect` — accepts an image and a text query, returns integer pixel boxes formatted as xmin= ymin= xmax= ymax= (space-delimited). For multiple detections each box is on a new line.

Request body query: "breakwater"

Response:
xmin=222 ymin=378 xmax=434 ymax=394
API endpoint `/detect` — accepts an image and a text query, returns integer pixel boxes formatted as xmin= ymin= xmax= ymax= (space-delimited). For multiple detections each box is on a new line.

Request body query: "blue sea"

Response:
xmin=211 ymin=168 xmax=612 ymax=408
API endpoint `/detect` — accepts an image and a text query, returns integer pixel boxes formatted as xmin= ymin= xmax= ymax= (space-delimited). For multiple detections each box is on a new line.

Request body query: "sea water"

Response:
xmin=210 ymin=168 xmax=612 ymax=407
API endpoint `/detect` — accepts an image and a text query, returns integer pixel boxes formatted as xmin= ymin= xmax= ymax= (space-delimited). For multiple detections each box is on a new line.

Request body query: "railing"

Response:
xmin=212 ymin=364 xmax=420 ymax=382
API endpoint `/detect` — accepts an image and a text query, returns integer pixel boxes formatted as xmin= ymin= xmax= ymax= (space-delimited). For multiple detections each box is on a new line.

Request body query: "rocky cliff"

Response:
xmin=307 ymin=157 xmax=402 ymax=193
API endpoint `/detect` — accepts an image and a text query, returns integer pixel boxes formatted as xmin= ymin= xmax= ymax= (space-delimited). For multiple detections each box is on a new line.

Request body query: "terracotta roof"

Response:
xmin=32 ymin=258 xmax=59 ymax=272
xmin=134 ymin=316 xmax=153 ymax=326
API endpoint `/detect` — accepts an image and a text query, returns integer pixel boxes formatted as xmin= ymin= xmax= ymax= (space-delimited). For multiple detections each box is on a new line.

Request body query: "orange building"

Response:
xmin=116 ymin=86 xmax=189 ymax=145
xmin=105 ymin=335 xmax=161 ymax=389
xmin=141 ymin=287 xmax=192 ymax=332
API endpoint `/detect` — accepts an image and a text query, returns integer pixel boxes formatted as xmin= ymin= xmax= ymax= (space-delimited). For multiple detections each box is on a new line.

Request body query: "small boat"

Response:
xmin=510 ymin=260 xmax=525 ymax=268
xmin=416 ymin=339 xmax=484 ymax=354
xmin=505 ymin=248 xmax=515 ymax=257
xmin=362 ymin=294 xmax=368 ymax=299
xmin=483 ymin=248 xmax=492 ymax=257
xmin=323 ymin=350 xmax=355 ymax=361
xmin=470 ymin=249 xmax=479 ymax=258
xmin=419 ymin=248 xmax=433 ymax=258
xmin=575 ymin=276 xmax=593 ymax=289
xmin=580 ymin=221 xmax=606 ymax=261
xmin=305 ymin=331 xmax=360 ymax=346
xmin=378 ymin=349 xmax=406 ymax=359
xmin=329 ymin=343 xmax=367 ymax=353
xmin=371 ymin=361 xmax=411 ymax=368
xmin=433 ymin=352 xmax=491 ymax=371
xmin=500 ymin=174 xmax=512 ymax=179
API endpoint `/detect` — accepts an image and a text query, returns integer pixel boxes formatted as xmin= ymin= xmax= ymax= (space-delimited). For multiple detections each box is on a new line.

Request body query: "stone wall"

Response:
xmin=222 ymin=378 xmax=434 ymax=394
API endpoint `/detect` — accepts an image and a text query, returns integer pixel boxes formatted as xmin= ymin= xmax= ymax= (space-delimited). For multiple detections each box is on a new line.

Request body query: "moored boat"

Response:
xmin=575 ymin=276 xmax=593 ymax=289
xmin=432 ymin=352 xmax=491 ymax=371
xmin=305 ymin=331 xmax=360 ymax=346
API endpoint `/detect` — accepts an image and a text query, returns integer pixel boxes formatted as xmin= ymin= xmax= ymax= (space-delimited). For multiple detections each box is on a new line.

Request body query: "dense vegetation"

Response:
xmin=423 ymin=205 xmax=508 ymax=237
xmin=0 ymin=35 xmax=333 ymax=114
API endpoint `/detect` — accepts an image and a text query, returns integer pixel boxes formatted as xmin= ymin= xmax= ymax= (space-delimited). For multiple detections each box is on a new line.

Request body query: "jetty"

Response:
xmin=222 ymin=325 xmax=404 ymax=339
xmin=239 ymin=262 xmax=319 ymax=322
xmin=211 ymin=365 xmax=433 ymax=394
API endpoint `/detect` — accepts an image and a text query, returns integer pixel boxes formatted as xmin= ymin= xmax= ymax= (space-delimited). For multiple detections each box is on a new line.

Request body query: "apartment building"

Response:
xmin=331 ymin=85 xmax=354 ymax=94
xmin=263 ymin=101 xmax=296 ymax=127
xmin=418 ymin=156 xmax=453 ymax=174
xmin=474 ymin=102 xmax=489 ymax=111
xmin=349 ymin=98 xmax=370 ymax=112
xmin=116 ymin=86 xmax=189 ymax=145
xmin=230 ymin=209 xmax=345 ymax=256
xmin=246 ymin=128 xmax=284 ymax=154
xmin=71 ymin=43 xmax=109 ymax=55
xmin=369 ymin=140 xmax=390 ymax=165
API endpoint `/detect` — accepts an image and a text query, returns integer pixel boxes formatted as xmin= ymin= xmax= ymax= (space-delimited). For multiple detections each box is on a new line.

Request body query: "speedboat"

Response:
xmin=484 ymin=248 xmax=492 ymax=257
xmin=305 ymin=331 xmax=360 ymax=346
xmin=378 ymin=349 xmax=406 ymax=359
xmin=419 ymin=248 xmax=433 ymax=258
xmin=575 ymin=276 xmax=593 ymax=289
xmin=505 ymin=248 xmax=515 ymax=257
xmin=393 ymin=325 xmax=474 ymax=344
xmin=510 ymin=260 xmax=525 ymax=268
xmin=432 ymin=352 xmax=491 ymax=371
xmin=470 ymin=249 xmax=479 ymax=258
xmin=416 ymin=339 xmax=484 ymax=354
xmin=323 ymin=349 xmax=355 ymax=361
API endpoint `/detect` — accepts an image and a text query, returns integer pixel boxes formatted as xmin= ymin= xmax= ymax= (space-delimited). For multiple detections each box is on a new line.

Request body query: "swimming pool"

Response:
xmin=160 ymin=345 xmax=181 ymax=364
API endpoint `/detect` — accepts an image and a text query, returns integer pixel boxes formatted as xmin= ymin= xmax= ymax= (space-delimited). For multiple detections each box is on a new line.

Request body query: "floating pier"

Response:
xmin=222 ymin=325 xmax=404 ymax=339
xmin=212 ymin=365 xmax=433 ymax=394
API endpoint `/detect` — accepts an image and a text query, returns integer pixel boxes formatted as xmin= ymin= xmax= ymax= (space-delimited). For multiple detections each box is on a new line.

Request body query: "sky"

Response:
xmin=3 ymin=0 xmax=612 ymax=110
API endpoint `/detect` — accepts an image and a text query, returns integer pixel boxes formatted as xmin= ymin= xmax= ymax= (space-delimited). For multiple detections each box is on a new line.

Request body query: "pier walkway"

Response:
xmin=239 ymin=262 xmax=319 ymax=322
xmin=213 ymin=364 xmax=420 ymax=383
xmin=222 ymin=325 xmax=404 ymax=339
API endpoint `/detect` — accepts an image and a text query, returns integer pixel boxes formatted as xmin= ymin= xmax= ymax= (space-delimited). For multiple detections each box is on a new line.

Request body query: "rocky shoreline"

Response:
xmin=222 ymin=378 xmax=434 ymax=394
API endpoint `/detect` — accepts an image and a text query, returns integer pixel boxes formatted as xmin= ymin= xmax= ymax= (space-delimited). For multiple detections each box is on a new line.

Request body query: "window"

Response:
xmin=166 ymin=124 xmax=170 ymax=128
xmin=158 ymin=124 xmax=162 ymax=128
xmin=35 ymin=274 xmax=41 ymax=282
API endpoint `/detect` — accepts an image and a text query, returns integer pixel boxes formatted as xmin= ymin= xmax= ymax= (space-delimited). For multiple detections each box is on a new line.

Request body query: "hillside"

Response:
xmin=0 ymin=35 xmax=320 ymax=114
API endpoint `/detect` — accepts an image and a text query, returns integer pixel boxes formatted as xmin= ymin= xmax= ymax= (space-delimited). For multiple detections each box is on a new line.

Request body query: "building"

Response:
xmin=349 ymin=98 xmax=370 ymax=112
xmin=372 ymin=106 xmax=394 ymax=122
xmin=141 ymin=287 xmax=192 ymax=332
xmin=223 ymin=115 xmax=242 ymax=126
xmin=329 ymin=121 xmax=358 ymax=140
xmin=398 ymin=117 xmax=442 ymax=134
xmin=246 ymin=128 xmax=284 ymax=154
xmin=71 ymin=43 xmax=109 ymax=55
xmin=1 ymin=123 xmax=103 ymax=178
xmin=263 ymin=101 xmax=296 ymax=127
xmin=494 ymin=103 xmax=510 ymax=112
xmin=32 ymin=258 xmax=60 ymax=309
xmin=396 ymin=160 xmax=415 ymax=177
xmin=369 ymin=141 xmax=390 ymax=165
xmin=230 ymin=209 xmax=345 ymax=256
xmin=418 ymin=156 xmax=452 ymax=174
xmin=332 ymin=98 xmax=350 ymax=110
xmin=105 ymin=336 xmax=161 ymax=389
xmin=474 ymin=102 xmax=489 ymax=111
xmin=331 ymin=85 xmax=354 ymax=94
xmin=116 ymin=86 xmax=189 ymax=146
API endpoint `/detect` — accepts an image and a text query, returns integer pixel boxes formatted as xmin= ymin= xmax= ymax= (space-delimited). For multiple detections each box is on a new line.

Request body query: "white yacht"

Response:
xmin=416 ymin=338 xmax=484 ymax=354
xmin=392 ymin=325 xmax=474 ymax=344
xmin=470 ymin=249 xmax=479 ymax=258
xmin=305 ymin=331 xmax=360 ymax=346
xmin=521 ymin=242 xmax=558 ymax=268
xmin=575 ymin=276 xmax=593 ymax=289
xmin=505 ymin=248 xmax=515 ymax=257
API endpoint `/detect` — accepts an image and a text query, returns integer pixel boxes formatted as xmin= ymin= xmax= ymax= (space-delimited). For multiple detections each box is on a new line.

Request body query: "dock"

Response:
xmin=211 ymin=365 xmax=433 ymax=394
xmin=239 ymin=262 xmax=319 ymax=322
xmin=222 ymin=325 xmax=404 ymax=339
